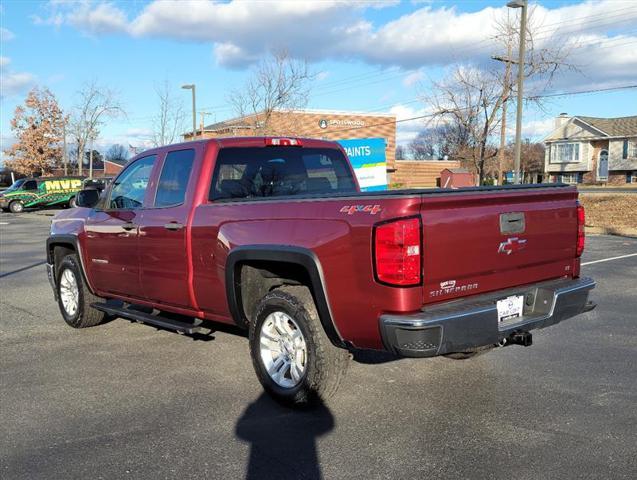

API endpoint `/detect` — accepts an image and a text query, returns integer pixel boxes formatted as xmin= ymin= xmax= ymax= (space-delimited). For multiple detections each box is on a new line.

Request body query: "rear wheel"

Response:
xmin=249 ymin=286 xmax=350 ymax=407
xmin=56 ymin=254 xmax=106 ymax=328
xmin=9 ymin=200 xmax=24 ymax=213
xmin=68 ymin=196 xmax=77 ymax=208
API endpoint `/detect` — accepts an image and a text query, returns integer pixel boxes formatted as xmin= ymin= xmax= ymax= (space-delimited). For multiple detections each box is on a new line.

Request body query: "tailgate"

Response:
xmin=421 ymin=186 xmax=579 ymax=304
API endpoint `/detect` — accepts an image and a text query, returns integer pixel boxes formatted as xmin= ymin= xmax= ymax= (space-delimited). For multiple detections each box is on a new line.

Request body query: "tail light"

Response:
xmin=576 ymin=203 xmax=585 ymax=257
xmin=374 ymin=217 xmax=422 ymax=286
xmin=265 ymin=138 xmax=302 ymax=146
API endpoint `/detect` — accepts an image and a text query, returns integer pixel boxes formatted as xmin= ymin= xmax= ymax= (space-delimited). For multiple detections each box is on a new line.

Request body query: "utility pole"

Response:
xmin=181 ymin=84 xmax=196 ymax=140
xmin=62 ymin=120 xmax=68 ymax=176
xmin=507 ymin=0 xmax=528 ymax=184
xmin=492 ymin=40 xmax=514 ymax=185
xmin=199 ymin=111 xmax=212 ymax=137
xmin=89 ymin=136 xmax=94 ymax=179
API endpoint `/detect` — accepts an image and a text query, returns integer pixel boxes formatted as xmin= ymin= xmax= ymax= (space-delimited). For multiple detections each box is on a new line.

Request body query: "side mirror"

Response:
xmin=76 ymin=189 xmax=100 ymax=208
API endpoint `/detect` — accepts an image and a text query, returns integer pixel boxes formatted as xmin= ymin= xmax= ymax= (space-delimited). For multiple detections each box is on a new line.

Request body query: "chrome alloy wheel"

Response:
xmin=59 ymin=268 xmax=79 ymax=317
xmin=259 ymin=311 xmax=308 ymax=388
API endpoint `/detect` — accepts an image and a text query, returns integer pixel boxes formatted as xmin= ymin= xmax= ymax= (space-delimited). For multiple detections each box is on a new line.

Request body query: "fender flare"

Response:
xmin=46 ymin=234 xmax=96 ymax=294
xmin=225 ymin=245 xmax=346 ymax=348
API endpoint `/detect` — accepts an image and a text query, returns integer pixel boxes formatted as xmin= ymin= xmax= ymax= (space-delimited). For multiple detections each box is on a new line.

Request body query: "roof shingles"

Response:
xmin=576 ymin=115 xmax=637 ymax=137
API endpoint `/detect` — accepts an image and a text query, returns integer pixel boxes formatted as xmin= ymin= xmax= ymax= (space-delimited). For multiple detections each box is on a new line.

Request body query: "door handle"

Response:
xmin=121 ymin=222 xmax=137 ymax=231
xmin=164 ymin=222 xmax=184 ymax=231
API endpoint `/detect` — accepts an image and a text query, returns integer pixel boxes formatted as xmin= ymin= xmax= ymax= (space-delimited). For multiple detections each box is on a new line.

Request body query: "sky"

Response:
xmin=1 ymin=0 xmax=636 ymax=163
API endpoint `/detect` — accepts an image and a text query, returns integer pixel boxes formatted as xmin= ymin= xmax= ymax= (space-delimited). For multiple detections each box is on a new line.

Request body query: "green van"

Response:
xmin=0 ymin=176 xmax=85 ymax=213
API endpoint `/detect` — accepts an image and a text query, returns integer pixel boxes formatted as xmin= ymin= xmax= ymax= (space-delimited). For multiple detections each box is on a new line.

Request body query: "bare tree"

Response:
xmin=228 ymin=50 xmax=315 ymax=134
xmin=492 ymin=8 xmax=578 ymax=181
xmin=105 ymin=144 xmax=129 ymax=164
xmin=70 ymin=81 xmax=124 ymax=176
xmin=151 ymin=81 xmax=186 ymax=147
xmin=427 ymin=66 xmax=504 ymax=184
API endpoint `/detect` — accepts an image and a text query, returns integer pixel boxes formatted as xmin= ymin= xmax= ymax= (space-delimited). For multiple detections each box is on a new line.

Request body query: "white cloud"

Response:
xmin=389 ymin=103 xmax=433 ymax=145
xmin=403 ymin=70 xmax=423 ymax=87
xmin=33 ymin=0 xmax=637 ymax=92
xmin=520 ymin=118 xmax=555 ymax=139
xmin=0 ymin=27 xmax=15 ymax=41
xmin=0 ymin=57 xmax=36 ymax=98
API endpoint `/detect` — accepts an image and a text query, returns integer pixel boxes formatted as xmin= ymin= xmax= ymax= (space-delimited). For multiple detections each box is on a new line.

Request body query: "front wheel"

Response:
xmin=56 ymin=254 xmax=106 ymax=328
xmin=249 ymin=286 xmax=350 ymax=407
xmin=9 ymin=200 xmax=24 ymax=213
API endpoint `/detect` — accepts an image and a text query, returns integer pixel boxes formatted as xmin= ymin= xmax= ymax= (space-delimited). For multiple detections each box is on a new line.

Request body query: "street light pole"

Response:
xmin=181 ymin=84 xmax=197 ymax=140
xmin=508 ymin=0 xmax=527 ymax=184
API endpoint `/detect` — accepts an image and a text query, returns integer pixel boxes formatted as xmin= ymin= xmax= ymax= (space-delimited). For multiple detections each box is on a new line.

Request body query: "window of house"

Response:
xmin=154 ymin=149 xmax=195 ymax=207
xmin=630 ymin=142 xmax=637 ymax=158
xmin=560 ymin=173 xmax=582 ymax=184
xmin=109 ymin=155 xmax=156 ymax=209
xmin=552 ymin=143 xmax=580 ymax=163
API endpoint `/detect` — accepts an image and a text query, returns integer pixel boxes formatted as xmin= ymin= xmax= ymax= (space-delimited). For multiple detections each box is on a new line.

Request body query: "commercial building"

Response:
xmin=544 ymin=114 xmax=637 ymax=185
xmin=184 ymin=109 xmax=397 ymax=166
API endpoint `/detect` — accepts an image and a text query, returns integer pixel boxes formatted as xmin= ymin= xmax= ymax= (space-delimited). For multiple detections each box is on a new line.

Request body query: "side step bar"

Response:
xmin=91 ymin=302 xmax=205 ymax=335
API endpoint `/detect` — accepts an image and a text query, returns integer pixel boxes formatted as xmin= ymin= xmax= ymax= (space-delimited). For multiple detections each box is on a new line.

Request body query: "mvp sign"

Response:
xmin=42 ymin=178 xmax=83 ymax=193
xmin=336 ymin=138 xmax=387 ymax=192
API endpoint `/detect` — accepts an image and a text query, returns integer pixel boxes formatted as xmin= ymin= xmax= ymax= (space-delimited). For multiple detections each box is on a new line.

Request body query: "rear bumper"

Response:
xmin=379 ymin=277 xmax=596 ymax=358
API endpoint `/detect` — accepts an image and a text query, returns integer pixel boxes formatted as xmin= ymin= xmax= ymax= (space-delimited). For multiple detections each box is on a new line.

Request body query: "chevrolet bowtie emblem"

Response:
xmin=498 ymin=237 xmax=527 ymax=255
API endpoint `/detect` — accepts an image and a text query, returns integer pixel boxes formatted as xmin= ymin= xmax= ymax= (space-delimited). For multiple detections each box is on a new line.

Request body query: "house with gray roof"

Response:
xmin=544 ymin=114 xmax=637 ymax=185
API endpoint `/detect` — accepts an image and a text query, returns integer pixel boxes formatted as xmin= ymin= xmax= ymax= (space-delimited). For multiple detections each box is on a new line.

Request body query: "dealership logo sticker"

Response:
xmin=340 ymin=205 xmax=382 ymax=215
xmin=498 ymin=237 xmax=527 ymax=255
xmin=319 ymin=119 xmax=328 ymax=129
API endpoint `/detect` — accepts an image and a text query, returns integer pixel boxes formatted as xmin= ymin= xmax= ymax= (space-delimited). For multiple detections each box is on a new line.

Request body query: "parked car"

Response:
xmin=83 ymin=177 xmax=113 ymax=192
xmin=1 ymin=176 xmax=85 ymax=213
xmin=46 ymin=137 xmax=596 ymax=406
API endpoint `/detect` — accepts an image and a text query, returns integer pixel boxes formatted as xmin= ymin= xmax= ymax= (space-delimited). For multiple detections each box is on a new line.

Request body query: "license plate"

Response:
xmin=497 ymin=295 xmax=524 ymax=323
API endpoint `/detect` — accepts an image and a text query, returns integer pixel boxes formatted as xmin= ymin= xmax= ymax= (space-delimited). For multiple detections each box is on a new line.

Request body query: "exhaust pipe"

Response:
xmin=508 ymin=331 xmax=532 ymax=347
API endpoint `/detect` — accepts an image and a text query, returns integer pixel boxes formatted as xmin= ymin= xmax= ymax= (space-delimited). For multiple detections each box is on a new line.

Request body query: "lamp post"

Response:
xmin=181 ymin=84 xmax=196 ymax=140
xmin=507 ymin=0 xmax=527 ymax=184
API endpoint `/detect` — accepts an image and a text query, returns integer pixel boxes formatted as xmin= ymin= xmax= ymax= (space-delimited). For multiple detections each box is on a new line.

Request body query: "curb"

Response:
xmin=586 ymin=226 xmax=637 ymax=238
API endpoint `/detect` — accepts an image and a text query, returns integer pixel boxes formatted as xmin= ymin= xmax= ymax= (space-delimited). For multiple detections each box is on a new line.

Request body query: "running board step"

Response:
xmin=91 ymin=302 xmax=204 ymax=335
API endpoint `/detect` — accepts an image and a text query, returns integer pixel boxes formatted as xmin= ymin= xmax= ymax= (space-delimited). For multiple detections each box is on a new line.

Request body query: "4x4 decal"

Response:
xmin=339 ymin=205 xmax=382 ymax=215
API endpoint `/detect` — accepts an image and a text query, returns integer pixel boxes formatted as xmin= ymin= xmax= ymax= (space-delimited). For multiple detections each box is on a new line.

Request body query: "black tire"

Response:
xmin=68 ymin=196 xmax=77 ymax=208
xmin=9 ymin=200 xmax=24 ymax=213
xmin=249 ymin=286 xmax=350 ymax=407
xmin=56 ymin=254 xmax=106 ymax=328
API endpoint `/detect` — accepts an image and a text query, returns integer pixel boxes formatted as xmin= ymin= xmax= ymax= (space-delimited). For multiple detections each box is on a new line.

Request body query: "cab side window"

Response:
xmin=23 ymin=180 xmax=38 ymax=191
xmin=154 ymin=149 xmax=195 ymax=208
xmin=109 ymin=155 xmax=156 ymax=209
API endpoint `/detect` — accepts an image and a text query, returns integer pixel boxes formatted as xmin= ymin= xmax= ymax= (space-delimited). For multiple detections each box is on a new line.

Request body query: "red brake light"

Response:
xmin=576 ymin=203 xmax=585 ymax=257
xmin=265 ymin=137 xmax=302 ymax=146
xmin=374 ymin=217 xmax=422 ymax=286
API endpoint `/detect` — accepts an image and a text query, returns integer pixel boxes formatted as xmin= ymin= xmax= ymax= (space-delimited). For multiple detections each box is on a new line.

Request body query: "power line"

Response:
xmin=326 ymin=84 xmax=637 ymax=134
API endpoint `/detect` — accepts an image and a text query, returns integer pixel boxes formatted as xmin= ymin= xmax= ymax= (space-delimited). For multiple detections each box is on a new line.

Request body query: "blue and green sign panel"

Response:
xmin=337 ymin=138 xmax=387 ymax=192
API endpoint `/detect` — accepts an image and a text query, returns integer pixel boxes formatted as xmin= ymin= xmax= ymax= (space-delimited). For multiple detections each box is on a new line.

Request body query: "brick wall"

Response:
xmin=192 ymin=110 xmax=397 ymax=167
xmin=389 ymin=160 xmax=462 ymax=188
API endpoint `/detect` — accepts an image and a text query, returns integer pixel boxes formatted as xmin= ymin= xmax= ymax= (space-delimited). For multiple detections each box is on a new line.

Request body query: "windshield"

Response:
xmin=3 ymin=179 xmax=26 ymax=193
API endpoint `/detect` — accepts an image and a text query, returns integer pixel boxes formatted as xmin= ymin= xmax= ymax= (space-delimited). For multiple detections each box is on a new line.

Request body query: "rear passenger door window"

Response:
xmin=154 ymin=149 xmax=195 ymax=207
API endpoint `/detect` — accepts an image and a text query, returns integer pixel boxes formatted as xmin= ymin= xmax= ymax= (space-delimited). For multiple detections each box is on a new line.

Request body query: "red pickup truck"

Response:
xmin=47 ymin=137 xmax=595 ymax=405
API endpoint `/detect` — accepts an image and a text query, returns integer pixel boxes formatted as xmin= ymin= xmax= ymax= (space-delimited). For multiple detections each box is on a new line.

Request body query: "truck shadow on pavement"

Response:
xmin=235 ymin=393 xmax=334 ymax=480
xmin=0 ymin=260 xmax=47 ymax=278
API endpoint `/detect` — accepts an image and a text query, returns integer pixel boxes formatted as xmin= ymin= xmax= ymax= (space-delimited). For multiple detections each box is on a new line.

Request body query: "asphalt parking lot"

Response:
xmin=1 ymin=210 xmax=636 ymax=479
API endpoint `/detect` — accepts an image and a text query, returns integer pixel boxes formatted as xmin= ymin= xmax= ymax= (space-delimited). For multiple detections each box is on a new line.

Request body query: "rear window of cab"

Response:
xmin=209 ymin=147 xmax=357 ymax=200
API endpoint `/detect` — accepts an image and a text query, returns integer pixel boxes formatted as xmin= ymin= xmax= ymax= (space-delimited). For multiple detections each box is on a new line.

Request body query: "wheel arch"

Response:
xmin=46 ymin=235 xmax=96 ymax=294
xmin=226 ymin=245 xmax=346 ymax=348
